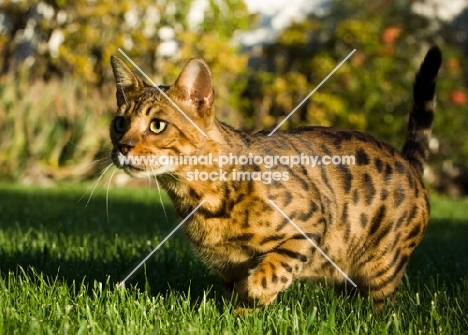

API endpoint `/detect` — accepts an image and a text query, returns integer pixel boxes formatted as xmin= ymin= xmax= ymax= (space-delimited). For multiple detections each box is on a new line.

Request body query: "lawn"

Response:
xmin=0 ymin=183 xmax=467 ymax=334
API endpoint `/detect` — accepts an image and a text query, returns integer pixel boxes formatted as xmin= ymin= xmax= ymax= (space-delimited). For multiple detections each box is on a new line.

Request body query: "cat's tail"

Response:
xmin=401 ymin=46 xmax=442 ymax=175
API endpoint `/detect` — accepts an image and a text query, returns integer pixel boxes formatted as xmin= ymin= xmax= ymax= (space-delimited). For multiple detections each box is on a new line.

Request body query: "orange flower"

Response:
xmin=382 ymin=26 xmax=402 ymax=45
xmin=450 ymin=90 xmax=467 ymax=105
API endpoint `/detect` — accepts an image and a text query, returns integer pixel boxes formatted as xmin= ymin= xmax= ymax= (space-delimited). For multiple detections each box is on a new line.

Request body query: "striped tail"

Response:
xmin=402 ymin=46 xmax=442 ymax=175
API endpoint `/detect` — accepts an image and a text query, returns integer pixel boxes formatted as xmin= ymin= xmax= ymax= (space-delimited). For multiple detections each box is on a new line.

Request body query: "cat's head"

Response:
xmin=110 ymin=56 xmax=215 ymax=178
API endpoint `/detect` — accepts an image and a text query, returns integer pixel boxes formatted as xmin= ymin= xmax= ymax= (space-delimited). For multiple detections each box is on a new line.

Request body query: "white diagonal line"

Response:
xmin=268 ymin=49 xmax=356 ymax=136
xmin=116 ymin=200 xmax=206 ymax=287
xmin=268 ymin=200 xmax=357 ymax=288
xmin=117 ymin=49 xmax=207 ymax=137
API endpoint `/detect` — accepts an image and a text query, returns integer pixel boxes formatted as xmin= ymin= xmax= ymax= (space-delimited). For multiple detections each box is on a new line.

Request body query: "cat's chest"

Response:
xmin=182 ymin=215 xmax=258 ymax=265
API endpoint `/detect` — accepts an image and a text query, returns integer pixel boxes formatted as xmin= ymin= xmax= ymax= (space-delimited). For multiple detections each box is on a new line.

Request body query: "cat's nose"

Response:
xmin=118 ymin=140 xmax=135 ymax=155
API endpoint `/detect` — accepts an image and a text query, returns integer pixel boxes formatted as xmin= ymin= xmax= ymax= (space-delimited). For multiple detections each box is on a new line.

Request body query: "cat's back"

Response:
xmin=250 ymin=126 xmax=414 ymax=186
xmin=253 ymin=126 xmax=398 ymax=158
xmin=249 ymin=125 xmax=427 ymax=222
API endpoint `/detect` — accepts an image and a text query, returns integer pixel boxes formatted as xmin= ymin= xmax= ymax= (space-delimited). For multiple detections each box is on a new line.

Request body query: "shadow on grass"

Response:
xmin=408 ymin=218 xmax=468 ymax=286
xmin=0 ymin=186 xmax=221 ymax=302
xmin=1 ymin=186 xmax=467 ymax=305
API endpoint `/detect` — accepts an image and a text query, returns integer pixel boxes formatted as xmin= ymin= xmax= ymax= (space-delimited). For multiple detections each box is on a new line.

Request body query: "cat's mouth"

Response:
xmin=122 ymin=164 xmax=175 ymax=179
xmin=123 ymin=164 xmax=144 ymax=173
xmin=125 ymin=165 xmax=179 ymax=181
xmin=115 ymin=161 xmax=145 ymax=178
xmin=111 ymin=151 xmax=146 ymax=177
xmin=111 ymin=149 xmax=180 ymax=179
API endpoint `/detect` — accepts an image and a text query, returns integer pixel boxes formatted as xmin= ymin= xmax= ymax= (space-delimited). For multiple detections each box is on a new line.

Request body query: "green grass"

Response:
xmin=0 ymin=184 xmax=467 ymax=334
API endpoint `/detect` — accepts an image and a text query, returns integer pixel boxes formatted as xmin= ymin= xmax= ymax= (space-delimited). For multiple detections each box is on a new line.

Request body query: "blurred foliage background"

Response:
xmin=0 ymin=0 xmax=467 ymax=195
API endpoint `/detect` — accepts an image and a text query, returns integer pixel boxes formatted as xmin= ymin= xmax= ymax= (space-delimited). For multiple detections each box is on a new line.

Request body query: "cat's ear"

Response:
xmin=174 ymin=58 xmax=214 ymax=114
xmin=111 ymin=56 xmax=145 ymax=107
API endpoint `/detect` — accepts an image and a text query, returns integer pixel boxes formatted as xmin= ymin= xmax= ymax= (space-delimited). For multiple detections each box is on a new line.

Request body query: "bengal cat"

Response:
xmin=110 ymin=47 xmax=442 ymax=310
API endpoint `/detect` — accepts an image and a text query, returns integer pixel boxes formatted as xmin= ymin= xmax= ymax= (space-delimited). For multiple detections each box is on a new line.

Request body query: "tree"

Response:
xmin=241 ymin=0 xmax=468 ymax=188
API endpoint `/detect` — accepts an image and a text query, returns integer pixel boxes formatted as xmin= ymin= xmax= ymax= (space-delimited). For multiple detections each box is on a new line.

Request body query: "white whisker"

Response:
xmin=106 ymin=168 xmax=117 ymax=223
xmin=151 ymin=166 xmax=168 ymax=222
xmin=68 ymin=140 xmax=112 ymax=153
xmin=84 ymin=163 xmax=114 ymax=207
xmin=146 ymin=163 xmax=151 ymax=189
xmin=167 ymin=172 xmax=185 ymax=182
xmin=76 ymin=163 xmax=113 ymax=204
xmin=73 ymin=157 xmax=112 ymax=176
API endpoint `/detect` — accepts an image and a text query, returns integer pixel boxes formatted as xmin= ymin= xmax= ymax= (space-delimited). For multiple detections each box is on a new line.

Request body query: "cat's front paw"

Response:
xmin=231 ymin=267 xmax=290 ymax=307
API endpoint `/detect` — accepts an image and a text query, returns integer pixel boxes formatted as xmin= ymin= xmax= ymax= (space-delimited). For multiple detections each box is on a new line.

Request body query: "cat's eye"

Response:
xmin=149 ymin=119 xmax=167 ymax=134
xmin=114 ymin=116 xmax=127 ymax=132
